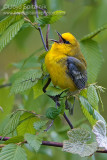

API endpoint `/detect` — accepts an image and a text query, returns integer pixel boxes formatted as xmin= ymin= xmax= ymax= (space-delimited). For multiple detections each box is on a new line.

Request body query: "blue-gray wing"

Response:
xmin=67 ymin=57 xmax=87 ymax=89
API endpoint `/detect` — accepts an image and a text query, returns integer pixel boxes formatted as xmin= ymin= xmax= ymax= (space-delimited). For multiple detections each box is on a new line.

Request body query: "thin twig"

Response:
xmin=44 ymin=120 xmax=54 ymax=132
xmin=33 ymin=0 xmax=48 ymax=51
xmin=24 ymin=17 xmax=38 ymax=30
xmin=42 ymin=141 xmax=63 ymax=147
xmin=46 ymin=24 xmax=50 ymax=50
xmin=16 ymin=109 xmax=42 ymax=118
xmin=63 ymin=112 xmax=73 ymax=129
xmin=37 ymin=7 xmax=47 ymax=12
xmin=0 ymin=83 xmax=11 ymax=88
xmin=0 ymin=136 xmax=10 ymax=141
xmin=39 ymin=8 xmax=50 ymax=50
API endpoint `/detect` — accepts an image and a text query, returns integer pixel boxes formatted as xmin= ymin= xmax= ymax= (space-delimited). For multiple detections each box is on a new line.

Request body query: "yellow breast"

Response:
xmin=45 ymin=51 xmax=77 ymax=91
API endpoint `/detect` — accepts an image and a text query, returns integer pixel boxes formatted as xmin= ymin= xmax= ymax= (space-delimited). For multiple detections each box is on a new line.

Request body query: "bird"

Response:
xmin=45 ymin=32 xmax=87 ymax=92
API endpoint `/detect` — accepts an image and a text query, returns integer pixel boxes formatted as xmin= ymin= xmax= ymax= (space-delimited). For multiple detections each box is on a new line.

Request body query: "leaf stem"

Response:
xmin=44 ymin=120 xmax=54 ymax=132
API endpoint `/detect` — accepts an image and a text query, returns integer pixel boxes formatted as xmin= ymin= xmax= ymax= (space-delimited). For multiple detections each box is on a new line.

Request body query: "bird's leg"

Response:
xmin=43 ymin=78 xmax=51 ymax=93
xmin=43 ymin=78 xmax=73 ymax=130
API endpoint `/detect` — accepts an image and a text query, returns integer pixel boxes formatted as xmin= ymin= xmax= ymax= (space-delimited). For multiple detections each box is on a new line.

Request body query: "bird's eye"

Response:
xmin=65 ymin=41 xmax=70 ymax=44
xmin=62 ymin=38 xmax=71 ymax=44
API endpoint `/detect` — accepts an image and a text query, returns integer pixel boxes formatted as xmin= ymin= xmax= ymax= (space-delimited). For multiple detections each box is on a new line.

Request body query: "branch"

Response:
xmin=46 ymin=24 xmax=50 ymax=50
xmin=33 ymin=0 xmax=48 ymax=51
xmin=0 ymin=136 xmax=10 ymax=141
xmin=63 ymin=112 xmax=73 ymax=129
xmin=42 ymin=141 xmax=63 ymax=147
xmin=0 ymin=83 xmax=11 ymax=88
xmin=0 ymin=136 xmax=107 ymax=153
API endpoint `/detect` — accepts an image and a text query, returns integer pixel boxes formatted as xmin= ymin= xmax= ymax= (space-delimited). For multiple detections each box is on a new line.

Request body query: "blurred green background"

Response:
xmin=0 ymin=0 xmax=107 ymax=159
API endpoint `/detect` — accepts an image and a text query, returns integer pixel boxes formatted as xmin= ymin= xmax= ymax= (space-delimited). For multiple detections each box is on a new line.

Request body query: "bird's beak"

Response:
xmin=50 ymin=31 xmax=64 ymax=43
xmin=56 ymin=31 xmax=64 ymax=43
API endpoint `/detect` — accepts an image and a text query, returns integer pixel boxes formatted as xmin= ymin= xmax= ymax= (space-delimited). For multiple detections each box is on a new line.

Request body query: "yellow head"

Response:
xmin=50 ymin=32 xmax=80 ymax=55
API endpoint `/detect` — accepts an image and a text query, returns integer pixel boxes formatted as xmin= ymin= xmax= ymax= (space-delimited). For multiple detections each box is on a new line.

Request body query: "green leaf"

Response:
xmin=67 ymin=128 xmax=91 ymax=143
xmin=60 ymin=98 xmax=66 ymax=115
xmin=80 ymin=39 xmax=103 ymax=83
xmin=80 ymin=88 xmax=87 ymax=98
xmin=87 ymin=85 xmax=99 ymax=111
xmin=46 ymin=86 xmax=66 ymax=96
xmin=17 ymin=112 xmax=37 ymax=136
xmin=92 ymin=120 xmax=107 ymax=149
xmin=4 ymin=136 xmax=24 ymax=144
xmin=0 ymin=16 xmax=15 ymax=35
xmin=0 ymin=88 xmax=14 ymax=124
xmin=63 ymin=129 xmax=97 ymax=157
xmin=33 ymin=120 xmax=48 ymax=131
xmin=0 ymin=19 xmax=24 ymax=52
xmin=3 ymin=0 xmax=31 ymax=8
xmin=33 ymin=79 xmax=44 ymax=99
xmin=24 ymin=133 xmax=43 ymax=152
xmin=95 ymin=85 xmax=105 ymax=110
xmin=0 ymin=144 xmax=27 ymax=160
xmin=1 ymin=111 xmax=21 ymax=137
xmin=36 ymin=10 xmax=65 ymax=27
xmin=46 ymin=107 xmax=61 ymax=120
xmin=38 ymin=52 xmax=47 ymax=63
xmin=79 ymin=96 xmax=106 ymax=126
xmin=10 ymin=69 xmax=42 ymax=95
xmin=80 ymin=24 xmax=107 ymax=41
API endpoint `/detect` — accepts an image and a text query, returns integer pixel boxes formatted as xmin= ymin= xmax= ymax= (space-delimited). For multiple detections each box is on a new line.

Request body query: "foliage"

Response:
xmin=36 ymin=10 xmax=66 ymax=27
xmin=0 ymin=144 xmax=27 ymax=160
xmin=17 ymin=112 xmax=38 ymax=136
xmin=1 ymin=111 xmax=22 ymax=137
xmin=79 ymin=89 xmax=106 ymax=126
xmin=0 ymin=15 xmax=15 ymax=35
xmin=24 ymin=133 xmax=43 ymax=152
xmin=92 ymin=120 xmax=107 ymax=150
xmin=0 ymin=19 xmax=24 ymax=52
xmin=10 ymin=69 xmax=42 ymax=95
xmin=80 ymin=39 xmax=103 ymax=83
xmin=46 ymin=107 xmax=62 ymax=120
xmin=33 ymin=120 xmax=48 ymax=131
xmin=3 ymin=0 xmax=31 ymax=8
xmin=63 ymin=129 xmax=97 ymax=157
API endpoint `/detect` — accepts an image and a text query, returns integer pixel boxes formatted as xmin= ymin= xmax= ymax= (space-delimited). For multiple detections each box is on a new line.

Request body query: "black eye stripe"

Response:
xmin=65 ymin=41 xmax=70 ymax=44
xmin=62 ymin=38 xmax=70 ymax=44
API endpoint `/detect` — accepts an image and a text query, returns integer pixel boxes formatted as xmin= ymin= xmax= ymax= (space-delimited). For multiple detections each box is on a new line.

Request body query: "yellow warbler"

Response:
xmin=45 ymin=32 xmax=87 ymax=91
